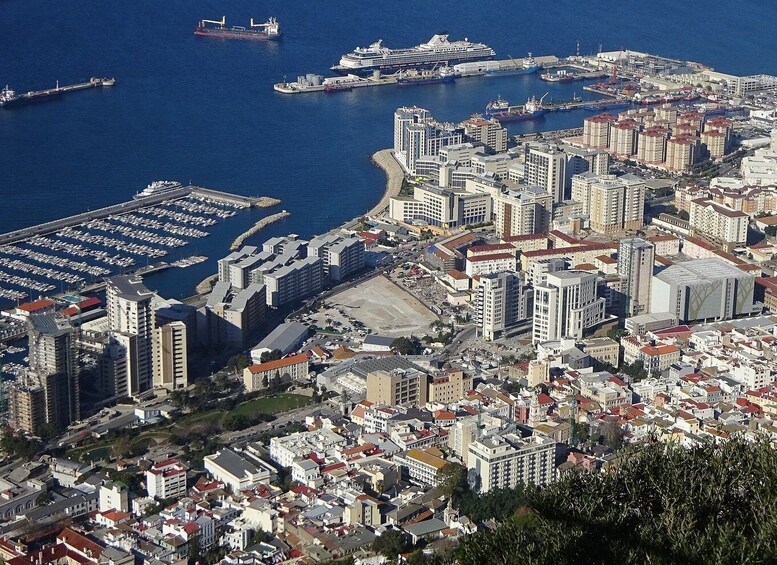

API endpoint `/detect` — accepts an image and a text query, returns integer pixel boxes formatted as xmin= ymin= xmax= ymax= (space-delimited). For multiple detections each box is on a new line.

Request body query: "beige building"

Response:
xmin=527 ymin=358 xmax=550 ymax=388
xmin=689 ymin=198 xmax=748 ymax=251
xmin=609 ymin=119 xmax=639 ymax=157
xmin=461 ymin=116 xmax=508 ymax=153
xmin=589 ymin=174 xmax=646 ymax=234
xmin=580 ymin=337 xmax=620 ymax=369
xmin=428 ymin=370 xmax=472 ymax=404
xmin=583 ymin=113 xmax=614 ymax=149
xmin=665 ymin=135 xmax=699 ymax=172
xmin=243 ymin=353 xmax=309 ymax=392
xmin=637 ymin=127 xmax=668 ymax=164
xmin=701 ymin=130 xmax=727 ymax=159
xmin=492 ymin=187 xmax=553 ymax=239
xmin=152 ymin=321 xmax=188 ymax=390
xmin=366 ymin=369 xmax=428 ymax=406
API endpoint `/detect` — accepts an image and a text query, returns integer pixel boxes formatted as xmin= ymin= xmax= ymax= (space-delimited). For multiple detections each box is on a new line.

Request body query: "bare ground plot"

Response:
xmin=329 ymin=275 xmax=438 ymax=337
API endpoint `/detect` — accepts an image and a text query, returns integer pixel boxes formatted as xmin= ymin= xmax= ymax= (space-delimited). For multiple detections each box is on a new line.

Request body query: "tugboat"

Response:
xmin=396 ymin=65 xmax=457 ymax=87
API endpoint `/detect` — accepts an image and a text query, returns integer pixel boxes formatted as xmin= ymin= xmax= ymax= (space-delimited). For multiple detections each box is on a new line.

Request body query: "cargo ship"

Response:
xmin=332 ymin=33 xmax=494 ymax=75
xmin=194 ymin=16 xmax=282 ymax=41
xmin=484 ymin=94 xmax=547 ymax=123
xmin=0 ymin=85 xmax=62 ymax=108
xmin=396 ymin=66 xmax=457 ymax=87
xmin=484 ymin=54 xmax=540 ymax=77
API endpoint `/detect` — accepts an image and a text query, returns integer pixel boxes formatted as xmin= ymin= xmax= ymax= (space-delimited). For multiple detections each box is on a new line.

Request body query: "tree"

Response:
xmin=260 ymin=349 xmax=283 ymax=363
xmin=372 ymin=528 xmax=410 ymax=559
xmin=766 ymin=225 xmax=777 ymax=237
xmin=600 ymin=421 xmax=625 ymax=451
xmin=455 ymin=438 xmax=777 ymax=564
xmin=227 ymin=354 xmax=250 ymax=376
xmin=678 ymin=210 xmax=690 ymax=221
xmin=391 ymin=336 xmax=420 ymax=355
xmin=436 ymin=462 xmax=467 ymax=500
xmin=622 ymin=360 xmax=648 ymax=382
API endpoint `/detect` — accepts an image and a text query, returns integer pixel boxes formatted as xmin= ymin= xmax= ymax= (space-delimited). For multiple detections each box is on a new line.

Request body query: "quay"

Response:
xmin=230 ymin=211 xmax=291 ymax=251
xmin=0 ymin=185 xmax=268 ymax=247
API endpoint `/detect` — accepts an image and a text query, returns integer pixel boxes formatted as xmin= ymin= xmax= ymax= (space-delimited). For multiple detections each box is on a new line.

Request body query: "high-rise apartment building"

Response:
xmin=152 ymin=321 xmax=188 ymax=390
xmin=308 ymin=234 xmax=365 ymax=282
xmin=467 ymin=433 xmax=556 ymax=492
xmin=618 ymin=238 xmax=655 ymax=317
xmin=589 ymin=174 xmax=646 ymax=234
xmin=476 ymin=272 xmax=524 ymax=341
xmin=524 ymin=142 xmax=566 ymax=203
xmin=533 ymin=270 xmax=605 ymax=344
xmin=106 ymin=275 xmax=154 ymax=395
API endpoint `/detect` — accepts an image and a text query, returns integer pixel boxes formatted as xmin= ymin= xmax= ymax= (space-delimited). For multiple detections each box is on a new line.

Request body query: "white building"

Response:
xmin=393 ymin=107 xmax=464 ymax=174
xmin=467 ymin=433 xmax=556 ymax=492
xmin=308 ymin=234 xmax=365 ymax=282
xmin=524 ymin=142 xmax=566 ymax=203
xmin=99 ymin=481 xmax=129 ymax=513
xmin=476 ymin=271 xmax=524 ymax=341
xmin=106 ymin=275 xmax=154 ymax=395
xmin=650 ymin=259 xmax=756 ymax=323
xmin=146 ymin=458 xmax=187 ymax=500
xmin=533 ymin=270 xmax=605 ymax=344
xmin=389 ymin=183 xmax=492 ymax=229
xmin=204 ymin=448 xmax=271 ymax=494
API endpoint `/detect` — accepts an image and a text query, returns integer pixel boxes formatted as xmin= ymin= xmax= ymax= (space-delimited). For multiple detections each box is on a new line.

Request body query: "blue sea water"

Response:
xmin=1 ymin=0 xmax=776 ymax=301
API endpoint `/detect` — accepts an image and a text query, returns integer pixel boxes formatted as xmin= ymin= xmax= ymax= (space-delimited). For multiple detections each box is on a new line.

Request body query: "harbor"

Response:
xmin=0 ymin=184 xmax=282 ymax=306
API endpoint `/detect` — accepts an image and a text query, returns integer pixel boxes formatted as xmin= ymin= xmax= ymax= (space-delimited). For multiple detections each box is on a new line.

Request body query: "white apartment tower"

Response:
xmin=467 ymin=433 xmax=556 ymax=492
xmin=476 ymin=272 xmax=524 ymax=341
xmin=525 ymin=142 xmax=566 ymax=203
xmin=618 ymin=238 xmax=655 ymax=317
xmin=533 ymin=270 xmax=605 ymax=344
xmin=106 ymin=275 xmax=154 ymax=395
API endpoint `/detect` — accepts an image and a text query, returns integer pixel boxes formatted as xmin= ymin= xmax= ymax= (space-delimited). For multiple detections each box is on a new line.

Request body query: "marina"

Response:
xmin=0 ymin=185 xmax=281 ymax=307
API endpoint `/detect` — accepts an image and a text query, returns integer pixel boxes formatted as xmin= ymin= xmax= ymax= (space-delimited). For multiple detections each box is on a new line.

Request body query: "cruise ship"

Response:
xmin=332 ymin=34 xmax=495 ymax=75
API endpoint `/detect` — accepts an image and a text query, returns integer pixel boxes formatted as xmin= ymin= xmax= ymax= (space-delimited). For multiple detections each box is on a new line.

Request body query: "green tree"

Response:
xmin=372 ymin=528 xmax=410 ymax=559
xmin=260 ymin=349 xmax=283 ymax=363
xmin=455 ymin=438 xmax=777 ymax=564
xmin=391 ymin=336 xmax=420 ymax=355
xmin=436 ymin=462 xmax=467 ymax=500
xmin=766 ymin=225 xmax=777 ymax=237
xmin=678 ymin=209 xmax=690 ymax=221
xmin=227 ymin=354 xmax=251 ymax=376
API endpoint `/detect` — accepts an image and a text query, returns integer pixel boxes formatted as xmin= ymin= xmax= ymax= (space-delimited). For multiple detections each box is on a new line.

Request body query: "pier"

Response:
xmin=230 ymin=211 xmax=291 ymax=251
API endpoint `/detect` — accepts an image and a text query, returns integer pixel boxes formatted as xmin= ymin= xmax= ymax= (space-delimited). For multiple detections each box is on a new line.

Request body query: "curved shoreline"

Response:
xmin=367 ymin=149 xmax=405 ymax=217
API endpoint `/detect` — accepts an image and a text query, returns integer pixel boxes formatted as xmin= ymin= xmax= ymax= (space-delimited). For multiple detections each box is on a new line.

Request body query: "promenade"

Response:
xmin=366 ymin=149 xmax=404 ymax=217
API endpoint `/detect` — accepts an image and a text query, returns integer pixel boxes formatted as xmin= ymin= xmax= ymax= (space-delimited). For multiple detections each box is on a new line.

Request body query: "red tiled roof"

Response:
xmin=17 ymin=299 xmax=55 ymax=313
xmin=467 ymin=252 xmax=515 ymax=263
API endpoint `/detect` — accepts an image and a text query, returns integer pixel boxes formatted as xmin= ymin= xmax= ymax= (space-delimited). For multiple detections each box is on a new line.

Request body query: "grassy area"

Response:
xmin=81 ymin=446 xmax=111 ymax=463
xmin=229 ymin=394 xmax=312 ymax=418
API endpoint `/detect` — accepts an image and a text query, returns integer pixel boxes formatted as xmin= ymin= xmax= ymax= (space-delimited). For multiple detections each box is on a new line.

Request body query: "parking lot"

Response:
xmin=327 ymin=275 xmax=439 ymax=337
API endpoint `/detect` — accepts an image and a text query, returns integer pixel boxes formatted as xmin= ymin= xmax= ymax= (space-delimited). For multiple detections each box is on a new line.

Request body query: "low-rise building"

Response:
xmin=146 ymin=459 xmax=188 ymax=500
xmin=243 ymin=354 xmax=310 ymax=392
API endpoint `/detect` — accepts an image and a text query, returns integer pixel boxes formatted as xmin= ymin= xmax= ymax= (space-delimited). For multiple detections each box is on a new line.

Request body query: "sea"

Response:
xmin=1 ymin=0 xmax=776 ymax=302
